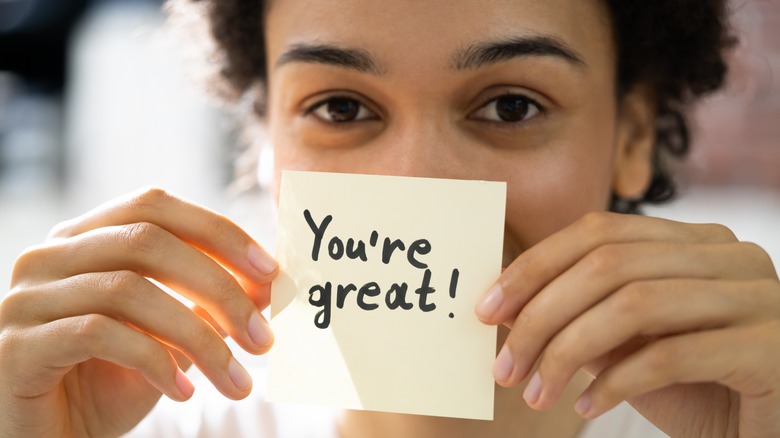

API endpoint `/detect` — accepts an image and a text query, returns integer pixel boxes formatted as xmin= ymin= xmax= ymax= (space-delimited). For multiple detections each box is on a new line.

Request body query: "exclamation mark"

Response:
xmin=448 ymin=268 xmax=459 ymax=318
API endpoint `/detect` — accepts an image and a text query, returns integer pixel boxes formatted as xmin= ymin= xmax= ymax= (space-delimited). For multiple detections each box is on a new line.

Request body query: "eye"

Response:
xmin=306 ymin=97 xmax=378 ymax=123
xmin=471 ymin=94 xmax=543 ymax=123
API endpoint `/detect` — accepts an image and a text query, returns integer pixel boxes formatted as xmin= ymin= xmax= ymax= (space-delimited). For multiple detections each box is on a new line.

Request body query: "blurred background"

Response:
xmin=0 ymin=0 xmax=779 ymax=290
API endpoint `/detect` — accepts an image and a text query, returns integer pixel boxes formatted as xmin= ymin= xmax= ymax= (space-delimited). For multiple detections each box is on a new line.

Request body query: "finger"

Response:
xmin=7 ymin=314 xmax=192 ymax=402
xmin=573 ymin=322 xmax=780 ymax=420
xmin=193 ymin=304 xmax=228 ymax=338
xmin=190 ymin=283 xmax=270 ymax=340
xmin=494 ymin=242 xmax=772 ymax=386
xmin=476 ymin=212 xmax=739 ymax=325
xmin=46 ymin=187 xmax=278 ymax=284
xmin=528 ymin=278 xmax=779 ymax=410
xmin=15 ymin=224 xmax=274 ymax=354
xmin=10 ymin=271 xmax=264 ymax=398
xmin=237 ymin=276 xmax=273 ymax=311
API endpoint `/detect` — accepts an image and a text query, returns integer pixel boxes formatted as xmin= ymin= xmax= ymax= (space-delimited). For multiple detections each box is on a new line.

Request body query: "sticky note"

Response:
xmin=267 ymin=171 xmax=506 ymax=420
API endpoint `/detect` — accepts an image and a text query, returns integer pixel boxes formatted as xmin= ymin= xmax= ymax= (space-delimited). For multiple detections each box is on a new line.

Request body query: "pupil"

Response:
xmin=496 ymin=96 xmax=529 ymax=122
xmin=327 ymin=98 xmax=359 ymax=122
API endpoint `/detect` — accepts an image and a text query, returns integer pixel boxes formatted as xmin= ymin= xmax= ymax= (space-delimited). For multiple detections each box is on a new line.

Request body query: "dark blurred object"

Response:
xmin=0 ymin=0 xmax=165 ymax=198
xmin=0 ymin=73 xmax=63 ymax=197
xmin=0 ymin=0 xmax=163 ymax=90
xmin=0 ymin=0 xmax=90 ymax=91
xmin=0 ymin=0 xmax=88 ymax=196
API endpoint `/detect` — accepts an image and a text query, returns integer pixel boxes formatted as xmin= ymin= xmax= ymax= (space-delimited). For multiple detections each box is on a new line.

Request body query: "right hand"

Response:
xmin=0 ymin=187 xmax=278 ymax=437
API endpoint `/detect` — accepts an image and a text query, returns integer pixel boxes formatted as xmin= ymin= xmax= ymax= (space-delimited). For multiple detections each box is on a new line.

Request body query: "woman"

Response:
xmin=1 ymin=0 xmax=778 ymax=436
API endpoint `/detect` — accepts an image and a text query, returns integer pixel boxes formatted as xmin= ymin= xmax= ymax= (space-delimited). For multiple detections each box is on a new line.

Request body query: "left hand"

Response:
xmin=475 ymin=211 xmax=780 ymax=437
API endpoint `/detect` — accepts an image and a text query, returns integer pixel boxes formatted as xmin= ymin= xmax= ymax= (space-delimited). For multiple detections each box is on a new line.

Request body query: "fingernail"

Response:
xmin=575 ymin=391 xmax=592 ymax=417
xmin=493 ymin=345 xmax=514 ymax=383
xmin=175 ymin=368 xmax=195 ymax=399
xmin=476 ymin=284 xmax=504 ymax=320
xmin=248 ymin=311 xmax=273 ymax=348
xmin=228 ymin=357 xmax=253 ymax=390
xmin=248 ymin=244 xmax=278 ymax=275
xmin=523 ymin=371 xmax=542 ymax=405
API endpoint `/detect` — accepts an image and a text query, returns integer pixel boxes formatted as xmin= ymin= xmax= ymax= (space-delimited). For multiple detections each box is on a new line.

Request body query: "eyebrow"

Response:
xmin=452 ymin=35 xmax=585 ymax=70
xmin=274 ymin=35 xmax=584 ymax=76
xmin=275 ymin=43 xmax=385 ymax=75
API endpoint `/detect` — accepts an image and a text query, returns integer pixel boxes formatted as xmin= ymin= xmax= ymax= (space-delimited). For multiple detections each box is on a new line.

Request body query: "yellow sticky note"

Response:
xmin=268 ymin=171 xmax=505 ymax=420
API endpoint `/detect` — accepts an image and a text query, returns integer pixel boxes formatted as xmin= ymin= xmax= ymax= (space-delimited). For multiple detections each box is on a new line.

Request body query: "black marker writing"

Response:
xmin=304 ymin=209 xmax=332 ymax=262
xmin=407 ymin=239 xmax=431 ymax=269
xmin=304 ymin=209 xmax=461 ymax=329
xmin=449 ymin=268 xmax=459 ymax=318
xmin=386 ymin=283 xmax=413 ymax=310
xmin=415 ymin=269 xmax=436 ymax=312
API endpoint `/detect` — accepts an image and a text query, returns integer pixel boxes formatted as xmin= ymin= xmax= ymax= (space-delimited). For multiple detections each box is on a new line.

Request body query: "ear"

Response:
xmin=612 ymin=84 xmax=656 ymax=200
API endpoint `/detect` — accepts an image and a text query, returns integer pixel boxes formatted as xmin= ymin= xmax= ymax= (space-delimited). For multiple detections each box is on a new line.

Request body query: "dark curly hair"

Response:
xmin=168 ymin=0 xmax=735 ymax=213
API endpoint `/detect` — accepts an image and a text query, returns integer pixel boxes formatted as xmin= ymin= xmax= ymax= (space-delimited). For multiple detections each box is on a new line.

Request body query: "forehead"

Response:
xmin=264 ymin=0 xmax=615 ymax=74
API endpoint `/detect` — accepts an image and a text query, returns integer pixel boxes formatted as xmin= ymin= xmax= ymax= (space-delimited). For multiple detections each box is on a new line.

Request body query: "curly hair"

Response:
xmin=168 ymin=0 xmax=735 ymax=213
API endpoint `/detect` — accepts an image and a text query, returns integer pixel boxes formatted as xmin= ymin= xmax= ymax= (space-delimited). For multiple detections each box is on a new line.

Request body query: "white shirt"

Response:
xmin=125 ymin=362 xmax=668 ymax=438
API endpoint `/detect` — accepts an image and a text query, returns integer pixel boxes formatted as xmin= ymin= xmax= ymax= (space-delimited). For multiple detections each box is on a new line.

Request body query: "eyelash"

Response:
xmin=304 ymin=96 xmax=379 ymax=125
xmin=303 ymin=92 xmax=545 ymax=126
xmin=471 ymin=94 xmax=545 ymax=125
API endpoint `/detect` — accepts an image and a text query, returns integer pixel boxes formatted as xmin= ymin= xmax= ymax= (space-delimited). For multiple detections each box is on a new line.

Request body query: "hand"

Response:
xmin=475 ymin=212 xmax=780 ymax=437
xmin=0 ymin=187 xmax=278 ymax=437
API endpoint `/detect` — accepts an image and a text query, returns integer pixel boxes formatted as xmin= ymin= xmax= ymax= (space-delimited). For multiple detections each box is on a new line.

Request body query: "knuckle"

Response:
xmin=738 ymin=242 xmax=775 ymax=272
xmin=579 ymin=211 xmax=617 ymax=236
xmin=100 ymin=270 xmax=142 ymax=292
xmin=139 ymin=342 xmax=172 ymax=369
xmin=594 ymin=374 xmax=624 ymax=403
xmin=212 ymin=273 xmax=243 ymax=308
xmin=203 ymin=211 xmax=233 ymax=238
xmin=582 ymin=244 xmax=621 ymax=276
xmin=757 ymin=318 xmax=780 ymax=341
xmin=117 ymin=222 xmax=166 ymax=255
xmin=47 ymin=218 xmax=77 ymax=239
xmin=767 ymin=318 xmax=780 ymax=333
xmin=764 ymin=278 xmax=780 ymax=310
xmin=0 ymin=331 xmax=25 ymax=387
xmin=0 ymin=287 xmax=35 ymax=326
xmin=644 ymin=340 xmax=681 ymax=371
xmin=541 ymin=345 xmax=570 ymax=374
xmin=764 ymin=321 xmax=780 ymax=383
xmin=612 ymin=282 xmax=648 ymax=315
xmin=74 ymin=314 xmax=110 ymax=348
xmin=10 ymin=244 xmax=51 ymax=287
xmin=543 ymin=338 xmax=571 ymax=366
xmin=513 ymin=306 xmax=538 ymax=332
xmin=99 ymin=271 xmax=147 ymax=306
xmin=703 ymin=223 xmax=737 ymax=243
xmin=131 ymin=186 xmax=173 ymax=211
xmin=0 ymin=329 xmax=20 ymax=357
xmin=192 ymin=325 xmax=229 ymax=359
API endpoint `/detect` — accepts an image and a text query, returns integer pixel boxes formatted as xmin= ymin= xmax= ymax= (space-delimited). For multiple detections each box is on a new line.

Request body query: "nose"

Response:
xmin=365 ymin=117 xmax=468 ymax=180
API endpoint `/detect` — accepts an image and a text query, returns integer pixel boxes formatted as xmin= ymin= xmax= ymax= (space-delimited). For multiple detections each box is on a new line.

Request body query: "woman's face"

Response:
xmin=264 ymin=0 xmax=653 ymax=265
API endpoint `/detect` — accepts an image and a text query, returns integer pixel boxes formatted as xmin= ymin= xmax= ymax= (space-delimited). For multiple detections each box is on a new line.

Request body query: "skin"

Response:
xmin=0 ymin=0 xmax=778 ymax=437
